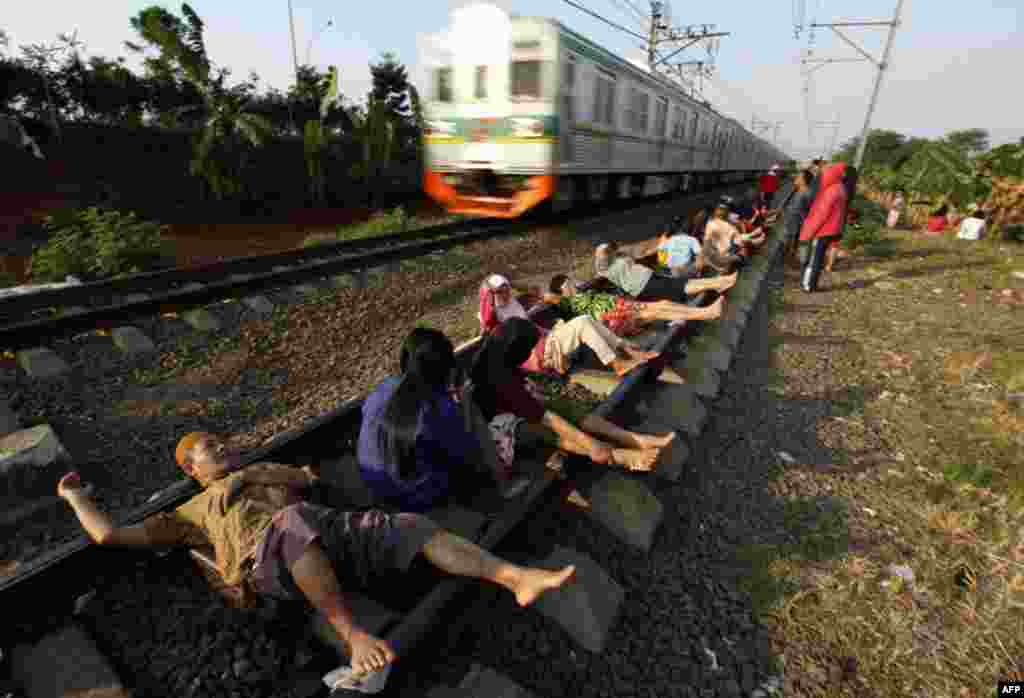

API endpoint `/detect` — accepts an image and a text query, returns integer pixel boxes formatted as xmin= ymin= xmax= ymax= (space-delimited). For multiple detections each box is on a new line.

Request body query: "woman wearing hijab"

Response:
xmin=799 ymin=162 xmax=851 ymax=293
xmin=465 ymin=318 xmax=675 ymax=473
xmin=478 ymin=274 xmax=658 ymax=377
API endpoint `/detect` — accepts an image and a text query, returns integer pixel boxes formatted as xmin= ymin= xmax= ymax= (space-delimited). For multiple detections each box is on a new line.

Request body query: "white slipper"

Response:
xmin=323 ymin=663 xmax=392 ymax=694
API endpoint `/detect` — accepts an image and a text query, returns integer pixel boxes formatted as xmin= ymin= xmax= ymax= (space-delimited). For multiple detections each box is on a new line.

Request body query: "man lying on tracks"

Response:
xmin=464 ymin=317 xmax=675 ymax=473
xmin=593 ymin=241 xmax=737 ymax=303
xmin=55 ymin=433 xmax=576 ymax=679
xmin=542 ymin=273 xmax=725 ymax=335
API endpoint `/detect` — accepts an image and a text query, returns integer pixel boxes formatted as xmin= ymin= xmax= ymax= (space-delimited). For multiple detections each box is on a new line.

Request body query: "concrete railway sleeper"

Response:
xmin=0 ymin=216 xmax=785 ymax=698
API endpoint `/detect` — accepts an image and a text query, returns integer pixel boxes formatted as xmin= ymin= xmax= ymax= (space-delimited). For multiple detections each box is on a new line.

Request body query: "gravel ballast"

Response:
xmin=4 ymin=185 xmax=783 ymax=698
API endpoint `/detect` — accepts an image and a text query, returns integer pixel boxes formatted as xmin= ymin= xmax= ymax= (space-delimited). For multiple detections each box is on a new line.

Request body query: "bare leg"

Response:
xmin=642 ymin=297 xmax=724 ymax=322
xmin=684 ymin=271 xmax=738 ymax=295
xmin=421 ymin=530 xmax=576 ymax=606
xmin=290 ymin=543 xmax=396 ymax=676
xmin=580 ymin=413 xmax=675 ymax=450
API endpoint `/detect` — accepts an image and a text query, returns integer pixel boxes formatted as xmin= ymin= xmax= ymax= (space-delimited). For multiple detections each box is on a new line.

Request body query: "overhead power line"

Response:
xmin=561 ymin=0 xmax=650 ymax=44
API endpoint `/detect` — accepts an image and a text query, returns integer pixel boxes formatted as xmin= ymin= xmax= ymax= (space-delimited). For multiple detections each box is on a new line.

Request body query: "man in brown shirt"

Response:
xmin=57 ymin=431 xmax=576 ymax=679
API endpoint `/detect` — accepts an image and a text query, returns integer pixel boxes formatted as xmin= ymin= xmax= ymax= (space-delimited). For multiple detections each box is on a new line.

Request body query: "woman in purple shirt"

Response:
xmin=358 ymin=328 xmax=486 ymax=512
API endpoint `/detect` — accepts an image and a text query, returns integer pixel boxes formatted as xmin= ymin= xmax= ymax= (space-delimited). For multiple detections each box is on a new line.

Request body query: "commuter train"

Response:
xmin=421 ymin=3 xmax=789 ymax=218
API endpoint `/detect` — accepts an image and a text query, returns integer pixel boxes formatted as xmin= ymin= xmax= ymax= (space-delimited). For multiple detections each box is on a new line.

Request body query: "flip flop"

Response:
xmin=324 ymin=663 xmax=392 ymax=694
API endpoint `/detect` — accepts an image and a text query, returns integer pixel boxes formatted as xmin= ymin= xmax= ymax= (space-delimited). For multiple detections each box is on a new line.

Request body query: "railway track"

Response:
xmin=0 ymin=192 xmax=785 ymax=698
xmin=0 ymin=181 xmax=753 ymax=352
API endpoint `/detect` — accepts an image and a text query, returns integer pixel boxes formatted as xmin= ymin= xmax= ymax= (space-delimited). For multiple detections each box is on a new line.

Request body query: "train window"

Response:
xmin=435 ymin=67 xmax=453 ymax=103
xmin=690 ymin=113 xmax=700 ymax=143
xmin=474 ymin=66 xmax=488 ymax=100
xmin=655 ymin=97 xmax=668 ymax=139
xmin=637 ymin=91 xmax=649 ymax=133
xmin=593 ymin=71 xmax=615 ymax=126
xmin=510 ymin=60 xmax=541 ymax=100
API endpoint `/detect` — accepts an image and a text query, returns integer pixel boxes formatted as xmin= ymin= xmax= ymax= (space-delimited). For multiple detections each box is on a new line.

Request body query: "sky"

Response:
xmin=4 ymin=0 xmax=1022 ymax=159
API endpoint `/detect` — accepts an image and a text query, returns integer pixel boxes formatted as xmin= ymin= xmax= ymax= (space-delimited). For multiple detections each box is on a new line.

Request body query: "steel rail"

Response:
xmin=0 ymin=216 xmax=508 ymax=321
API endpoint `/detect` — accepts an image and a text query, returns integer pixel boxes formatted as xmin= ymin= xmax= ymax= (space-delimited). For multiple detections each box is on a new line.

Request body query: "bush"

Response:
xmin=842 ymin=223 xmax=883 ymax=250
xmin=29 ymin=207 xmax=166 ymax=282
xmin=1001 ymin=224 xmax=1024 ymax=243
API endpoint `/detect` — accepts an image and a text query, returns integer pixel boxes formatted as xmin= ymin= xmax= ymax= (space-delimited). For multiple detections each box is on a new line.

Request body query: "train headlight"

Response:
xmin=426 ymin=120 xmax=457 ymax=137
xmin=510 ymin=118 xmax=545 ymax=138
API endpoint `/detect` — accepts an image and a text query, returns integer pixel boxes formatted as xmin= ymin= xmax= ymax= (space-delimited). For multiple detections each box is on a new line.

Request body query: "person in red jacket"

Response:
xmin=758 ymin=165 xmax=781 ymax=208
xmin=799 ymin=163 xmax=851 ymax=293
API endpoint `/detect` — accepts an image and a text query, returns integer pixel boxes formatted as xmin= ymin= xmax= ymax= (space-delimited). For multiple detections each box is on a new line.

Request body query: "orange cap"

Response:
xmin=175 ymin=432 xmax=210 ymax=468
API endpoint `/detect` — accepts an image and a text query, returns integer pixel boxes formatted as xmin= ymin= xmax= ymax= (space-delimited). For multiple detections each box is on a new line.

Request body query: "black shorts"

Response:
xmin=637 ymin=274 xmax=688 ymax=303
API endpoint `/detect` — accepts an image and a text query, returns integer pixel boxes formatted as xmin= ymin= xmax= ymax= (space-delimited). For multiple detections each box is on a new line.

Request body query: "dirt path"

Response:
xmin=744 ymin=229 xmax=1024 ymax=696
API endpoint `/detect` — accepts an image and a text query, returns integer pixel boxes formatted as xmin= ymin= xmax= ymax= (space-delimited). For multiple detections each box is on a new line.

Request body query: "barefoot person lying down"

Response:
xmin=480 ymin=274 xmax=657 ymax=377
xmin=56 ymin=433 xmax=575 ymax=681
xmin=593 ymin=242 xmax=737 ymax=303
xmin=464 ymin=317 xmax=675 ymax=473
xmin=543 ymin=273 xmax=724 ymax=334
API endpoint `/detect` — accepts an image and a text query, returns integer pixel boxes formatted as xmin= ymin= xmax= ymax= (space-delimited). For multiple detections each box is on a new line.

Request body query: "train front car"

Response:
xmin=422 ymin=4 xmax=557 ymax=218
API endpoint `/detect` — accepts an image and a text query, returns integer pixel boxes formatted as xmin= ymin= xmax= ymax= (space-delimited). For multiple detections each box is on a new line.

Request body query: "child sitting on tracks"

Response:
xmin=542 ymin=273 xmax=724 ymax=335
xmin=463 ymin=317 xmax=675 ymax=473
xmin=56 ymin=433 xmax=576 ymax=683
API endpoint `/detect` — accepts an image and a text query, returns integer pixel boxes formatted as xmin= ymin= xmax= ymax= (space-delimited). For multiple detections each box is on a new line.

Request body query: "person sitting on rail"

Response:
xmin=479 ymin=274 xmax=658 ymax=377
xmin=465 ymin=317 xmax=675 ymax=473
xmin=56 ymin=433 xmax=575 ymax=680
xmin=358 ymin=327 xmax=525 ymax=512
xmin=543 ymin=273 xmax=724 ymax=334
xmin=593 ymin=241 xmax=737 ymax=304
xmin=656 ymin=218 xmax=706 ymax=280
xmin=701 ymin=204 xmax=764 ymax=274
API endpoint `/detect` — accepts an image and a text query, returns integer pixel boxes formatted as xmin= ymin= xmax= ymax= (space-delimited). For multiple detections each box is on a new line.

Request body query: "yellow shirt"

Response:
xmin=143 ymin=463 xmax=297 ymax=587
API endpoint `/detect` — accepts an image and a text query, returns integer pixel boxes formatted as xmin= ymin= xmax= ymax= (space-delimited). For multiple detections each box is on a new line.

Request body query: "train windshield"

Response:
xmin=510 ymin=60 xmax=542 ymax=101
xmin=434 ymin=67 xmax=453 ymax=103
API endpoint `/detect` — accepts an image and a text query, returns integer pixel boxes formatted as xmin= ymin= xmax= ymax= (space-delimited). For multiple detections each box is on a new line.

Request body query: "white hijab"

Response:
xmin=480 ymin=274 xmax=529 ymax=325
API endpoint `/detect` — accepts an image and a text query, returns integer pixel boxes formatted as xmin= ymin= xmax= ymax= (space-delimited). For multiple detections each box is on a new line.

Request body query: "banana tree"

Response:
xmin=129 ymin=4 xmax=272 ymax=200
xmin=347 ymin=97 xmax=396 ymax=207
xmin=301 ymin=65 xmax=338 ymax=204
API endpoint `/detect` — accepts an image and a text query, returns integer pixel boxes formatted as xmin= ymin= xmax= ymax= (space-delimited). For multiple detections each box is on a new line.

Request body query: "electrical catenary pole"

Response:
xmin=646 ymin=1 xmax=729 ymax=100
xmin=801 ymin=0 xmax=905 ymax=169
xmin=852 ymin=0 xmax=905 ymax=169
xmin=287 ymin=0 xmax=300 ymax=84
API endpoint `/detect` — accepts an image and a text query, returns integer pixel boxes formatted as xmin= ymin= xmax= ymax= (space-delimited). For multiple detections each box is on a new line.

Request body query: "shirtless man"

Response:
xmin=703 ymin=204 xmax=766 ymax=273
xmin=56 ymin=432 xmax=575 ymax=679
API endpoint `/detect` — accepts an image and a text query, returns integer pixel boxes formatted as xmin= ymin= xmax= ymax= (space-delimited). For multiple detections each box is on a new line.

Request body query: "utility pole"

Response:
xmin=287 ymin=0 xmax=300 ymax=84
xmin=810 ymin=118 xmax=841 ymax=159
xmin=803 ymin=0 xmax=905 ymax=169
xmin=646 ymin=1 xmax=729 ymax=100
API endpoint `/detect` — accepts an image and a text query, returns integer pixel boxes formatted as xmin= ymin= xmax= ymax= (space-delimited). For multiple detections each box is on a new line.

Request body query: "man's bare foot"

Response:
xmin=610 ymin=357 xmax=648 ymax=376
xmin=513 ymin=565 xmax=577 ymax=606
xmin=347 ymin=628 xmax=397 ymax=676
xmin=612 ymin=447 xmax=660 ymax=471
xmin=699 ymin=296 xmax=725 ymax=320
xmin=714 ymin=272 xmax=738 ymax=291
xmin=632 ymin=432 xmax=676 ymax=449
